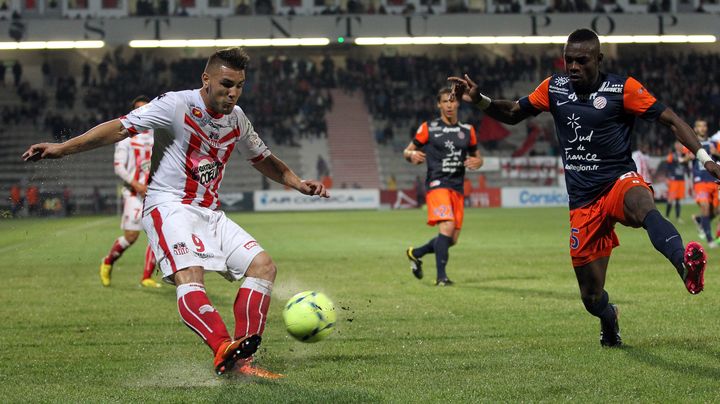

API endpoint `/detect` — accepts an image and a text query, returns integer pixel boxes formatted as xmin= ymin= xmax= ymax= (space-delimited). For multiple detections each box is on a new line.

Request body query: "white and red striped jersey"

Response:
xmin=114 ymin=130 xmax=153 ymax=197
xmin=631 ymin=150 xmax=652 ymax=183
xmin=119 ymin=90 xmax=271 ymax=212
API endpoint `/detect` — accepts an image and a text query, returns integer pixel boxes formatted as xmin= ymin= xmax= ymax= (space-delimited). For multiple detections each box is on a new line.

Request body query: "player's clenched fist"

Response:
xmin=22 ymin=143 xmax=64 ymax=161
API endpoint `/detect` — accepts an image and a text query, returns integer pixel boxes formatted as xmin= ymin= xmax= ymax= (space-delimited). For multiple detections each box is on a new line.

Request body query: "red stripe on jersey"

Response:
xmin=133 ymin=148 xmax=142 ymax=182
xmin=209 ymin=143 xmax=235 ymax=209
xmin=181 ymin=134 xmax=203 ymax=205
xmin=184 ymin=114 xmax=212 ymax=143
xmin=250 ymin=149 xmax=268 ymax=164
xmin=199 ymin=143 xmax=221 ymax=208
xmin=143 ymin=149 xmax=151 ymax=184
xmin=150 ymin=208 xmax=177 ymax=273
xmin=219 ymin=127 xmax=240 ymax=144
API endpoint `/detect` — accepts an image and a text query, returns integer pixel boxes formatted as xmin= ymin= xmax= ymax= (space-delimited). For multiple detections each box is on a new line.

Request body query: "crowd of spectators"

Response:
xmin=3 ymin=49 xmax=720 ymax=157
xmin=339 ymin=51 xmax=720 ymax=156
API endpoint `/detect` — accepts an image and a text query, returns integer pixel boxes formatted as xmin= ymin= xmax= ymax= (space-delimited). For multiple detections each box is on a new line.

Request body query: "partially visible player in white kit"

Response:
xmin=22 ymin=48 xmax=329 ymax=378
xmin=100 ymin=95 xmax=161 ymax=289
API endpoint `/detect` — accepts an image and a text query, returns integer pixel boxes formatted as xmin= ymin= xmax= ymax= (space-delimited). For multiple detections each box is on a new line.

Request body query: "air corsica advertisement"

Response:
xmin=254 ymin=189 xmax=380 ymax=211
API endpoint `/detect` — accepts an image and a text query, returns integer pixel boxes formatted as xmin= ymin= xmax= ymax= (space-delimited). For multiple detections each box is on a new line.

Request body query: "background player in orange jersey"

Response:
xmin=404 ymin=87 xmax=483 ymax=286
xmin=99 ymin=96 xmax=160 ymax=288
xmin=450 ymin=28 xmax=718 ymax=346
xmin=665 ymin=141 xmax=691 ymax=223
xmin=689 ymin=119 xmax=720 ymax=246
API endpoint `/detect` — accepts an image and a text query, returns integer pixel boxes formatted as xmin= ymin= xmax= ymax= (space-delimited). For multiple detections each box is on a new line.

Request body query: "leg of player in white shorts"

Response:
xmin=99 ymin=195 xmax=144 ymax=286
xmin=143 ymin=204 xmax=280 ymax=377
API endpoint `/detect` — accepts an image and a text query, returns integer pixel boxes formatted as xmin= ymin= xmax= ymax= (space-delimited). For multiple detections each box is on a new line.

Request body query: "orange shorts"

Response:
xmin=667 ymin=179 xmax=685 ymax=200
xmin=569 ymin=172 xmax=651 ymax=267
xmin=693 ymin=182 xmax=718 ymax=207
xmin=426 ymin=188 xmax=464 ymax=229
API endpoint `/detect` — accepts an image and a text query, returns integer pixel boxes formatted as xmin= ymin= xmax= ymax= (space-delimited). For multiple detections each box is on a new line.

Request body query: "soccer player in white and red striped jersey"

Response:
xmin=100 ymin=95 xmax=161 ymax=289
xmin=22 ymin=48 xmax=329 ymax=378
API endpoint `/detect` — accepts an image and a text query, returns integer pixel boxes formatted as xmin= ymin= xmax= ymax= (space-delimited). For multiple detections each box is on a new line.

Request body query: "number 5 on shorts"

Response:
xmin=570 ymin=228 xmax=580 ymax=250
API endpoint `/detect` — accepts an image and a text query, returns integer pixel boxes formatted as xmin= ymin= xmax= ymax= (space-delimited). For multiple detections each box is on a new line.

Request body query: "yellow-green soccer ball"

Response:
xmin=282 ymin=291 xmax=336 ymax=343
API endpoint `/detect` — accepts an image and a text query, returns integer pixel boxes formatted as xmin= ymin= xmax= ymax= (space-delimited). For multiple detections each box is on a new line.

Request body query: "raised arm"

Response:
xmin=448 ymin=74 xmax=533 ymax=125
xmin=253 ymin=154 xmax=329 ymax=197
xmin=23 ymin=119 xmax=129 ymax=161
xmin=658 ymin=108 xmax=720 ymax=178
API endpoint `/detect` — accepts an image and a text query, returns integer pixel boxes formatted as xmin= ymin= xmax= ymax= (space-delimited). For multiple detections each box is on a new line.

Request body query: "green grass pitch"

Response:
xmin=1 ymin=207 xmax=718 ymax=402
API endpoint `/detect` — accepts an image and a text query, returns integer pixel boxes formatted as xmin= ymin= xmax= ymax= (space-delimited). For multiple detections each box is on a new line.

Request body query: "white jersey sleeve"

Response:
xmin=235 ymin=109 xmax=271 ymax=164
xmin=119 ymin=92 xmax=178 ymax=135
xmin=113 ymin=138 xmax=133 ymax=184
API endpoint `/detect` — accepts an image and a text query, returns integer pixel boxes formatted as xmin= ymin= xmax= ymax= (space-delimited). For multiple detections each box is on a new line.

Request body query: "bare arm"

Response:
xmin=23 ymin=119 xmax=129 ymax=161
xmin=658 ymin=108 xmax=720 ymax=178
xmin=253 ymin=154 xmax=329 ymax=197
xmin=448 ymin=74 xmax=532 ymax=125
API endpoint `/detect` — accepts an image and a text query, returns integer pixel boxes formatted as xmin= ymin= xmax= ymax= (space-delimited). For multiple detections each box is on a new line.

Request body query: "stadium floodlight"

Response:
xmin=0 ymin=40 xmax=105 ymax=50
xmin=354 ymin=35 xmax=716 ymax=45
xmin=128 ymin=38 xmax=330 ymax=48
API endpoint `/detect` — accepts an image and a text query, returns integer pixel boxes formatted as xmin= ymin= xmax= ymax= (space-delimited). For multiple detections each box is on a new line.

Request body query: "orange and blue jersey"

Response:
xmin=692 ymin=140 xmax=718 ymax=184
xmin=666 ymin=151 xmax=688 ymax=181
xmin=518 ymin=73 xmax=666 ymax=209
xmin=413 ymin=118 xmax=477 ymax=194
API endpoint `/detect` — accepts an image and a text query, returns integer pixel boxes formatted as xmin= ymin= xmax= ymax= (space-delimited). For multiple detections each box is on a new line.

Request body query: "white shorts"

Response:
xmin=142 ymin=203 xmax=264 ymax=284
xmin=121 ymin=195 xmax=144 ymax=231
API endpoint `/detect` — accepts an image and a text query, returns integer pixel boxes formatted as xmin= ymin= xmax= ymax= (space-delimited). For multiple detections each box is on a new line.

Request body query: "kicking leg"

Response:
xmin=574 ymin=257 xmax=621 ymax=347
xmin=624 ymin=186 xmax=706 ymax=294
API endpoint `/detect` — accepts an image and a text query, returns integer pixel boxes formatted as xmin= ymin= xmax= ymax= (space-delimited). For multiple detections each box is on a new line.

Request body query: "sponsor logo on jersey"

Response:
xmin=429 ymin=180 xmax=441 ymax=188
xmin=244 ymin=240 xmax=258 ymax=250
xmin=173 ymin=242 xmax=189 ymax=255
xmin=554 ymin=76 xmax=570 ymax=86
xmin=193 ymin=251 xmax=215 ymax=259
xmin=598 ymin=81 xmax=623 ymax=93
xmin=442 ymin=127 xmax=460 ymax=133
xmin=192 ymin=159 xmax=222 ymax=185
xmin=593 ymin=96 xmax=607 ymax=110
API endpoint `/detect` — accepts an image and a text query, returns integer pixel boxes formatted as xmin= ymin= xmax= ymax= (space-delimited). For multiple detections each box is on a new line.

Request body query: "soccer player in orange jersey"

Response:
xmin=404 ymin=88 xmax=483 ymax=286
xmin=450 ymin=28 xmax=717 ymax=346
xmin=690 ymin=120 xmax=720 ymax=246
xmin=23 ymin=48 xmax=328 ymax=377
xmin=100 ymin=96 xmax=161 ymax=288
xmin=665 ymin=141 xmax=690 ymax=222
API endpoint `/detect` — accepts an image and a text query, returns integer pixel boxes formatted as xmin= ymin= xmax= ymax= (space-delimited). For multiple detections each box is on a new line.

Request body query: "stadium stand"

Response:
xmin=3 ymin=47 xmax=720 ymax=213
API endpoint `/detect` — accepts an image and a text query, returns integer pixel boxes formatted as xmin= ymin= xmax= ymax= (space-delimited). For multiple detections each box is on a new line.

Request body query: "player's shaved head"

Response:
xmin=567 ymin=28 xmax=601 ymax=51
xmin=205 ymin=47 xmax=250 ymax=73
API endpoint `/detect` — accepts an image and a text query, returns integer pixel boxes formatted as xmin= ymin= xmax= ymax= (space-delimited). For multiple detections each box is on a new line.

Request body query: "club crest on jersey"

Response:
xmin=458 ymin=132 xmax=465 ymax=140
xmin=173 ymin=242 xmax=189 ymax=255
xmin=191 ymin=107 xmax=203 ymax=120
xmin=593 ymin=96 xmax=607 ymax=110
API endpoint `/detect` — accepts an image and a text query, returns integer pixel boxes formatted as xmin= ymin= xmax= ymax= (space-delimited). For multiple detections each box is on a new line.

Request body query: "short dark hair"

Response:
xmin=437 ymin=87 xmax=453 ymax=102
xmin=205 ymin=47 xmax=250 ymax=72
xmin=567 ymin=28 xmax=600 ymax=46
xmin=131 ymin=95 xmax=150 ymax=110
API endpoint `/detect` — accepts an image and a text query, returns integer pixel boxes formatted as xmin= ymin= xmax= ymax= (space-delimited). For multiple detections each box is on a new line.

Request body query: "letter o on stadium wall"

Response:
xmin=591 ymin=16 xmax=615 ymax=36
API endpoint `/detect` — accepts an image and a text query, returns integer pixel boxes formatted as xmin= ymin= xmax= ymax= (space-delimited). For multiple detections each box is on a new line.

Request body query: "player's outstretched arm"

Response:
xmin=22 ymin=119 xmax=130 ymax=162
xmin=448 ymin=74 xmax=531 ymax=125
xmin=659 ymin=108 xmax=720 ymax=179
xmin=253 ymin=154 xmax=329 ymax=198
